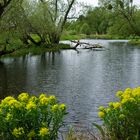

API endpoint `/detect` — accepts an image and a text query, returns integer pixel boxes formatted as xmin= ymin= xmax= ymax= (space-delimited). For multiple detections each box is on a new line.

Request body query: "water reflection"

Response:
xmin=1 ymin=40 xmax=140 ymax=130
xmin=0 ymin=61 xmax=8 ymax=97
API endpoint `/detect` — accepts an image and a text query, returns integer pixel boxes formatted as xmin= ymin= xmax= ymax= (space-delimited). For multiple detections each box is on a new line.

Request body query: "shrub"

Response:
xmin=98 ymin=87 xmax=140 ymax=140
xmin=0 ymin=93 xmax=67 ymax=140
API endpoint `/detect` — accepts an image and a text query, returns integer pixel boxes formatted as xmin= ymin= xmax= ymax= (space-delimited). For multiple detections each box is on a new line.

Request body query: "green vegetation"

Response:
xmin=64 ymin=0 xmax=140 ymax=44
xmin=0 ymin=93 xmax=67 ymax=140
xmin=1 ymin=43 xmax=71 ymax=58
xmin=128 ymin=39 xmax=140 ymax=46
xmin=1 ymin=0 xmax=140 ymax=57
xmin=0 ymin=0 xmax=76 ymax=57
xmin=97 ymin=87 xmax=140 ymax=140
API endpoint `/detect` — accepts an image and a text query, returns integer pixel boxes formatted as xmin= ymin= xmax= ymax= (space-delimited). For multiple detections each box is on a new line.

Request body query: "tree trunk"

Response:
xmin=0 ymin=0 xmax=12 ymax=18
xmin=49 ymin=33 xmax=60 ymax=45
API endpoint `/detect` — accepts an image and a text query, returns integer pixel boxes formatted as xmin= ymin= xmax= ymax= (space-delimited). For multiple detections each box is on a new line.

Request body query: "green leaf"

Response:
xmin=92 ymin=122 xmax=105 ymax=140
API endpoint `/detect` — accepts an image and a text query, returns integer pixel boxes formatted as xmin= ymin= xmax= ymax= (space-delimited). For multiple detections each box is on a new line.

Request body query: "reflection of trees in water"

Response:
xmin=0 ymin=53 xmax=59 ymax=98
xmin=0 ymin=56 xmax=29 ymax=98
xmin=0 ymin=61 xmax=8 ymax=98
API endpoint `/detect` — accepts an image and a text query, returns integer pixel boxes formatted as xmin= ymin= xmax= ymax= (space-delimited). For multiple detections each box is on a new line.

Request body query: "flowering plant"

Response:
xmin=98 ymin=87 xmax=140 ymax=139
xmin=0 ymin=93 xmax=67 ymax=140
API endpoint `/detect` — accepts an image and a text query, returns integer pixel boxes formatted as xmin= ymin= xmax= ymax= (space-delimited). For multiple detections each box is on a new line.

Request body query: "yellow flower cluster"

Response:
xmin=1 ymin=96 xmax=21 ymax=109
xmin=0 ymin=93 xmax=67 ymax=139
xmin=39 ymin=94 xmax=56 ymax=106
xmin=51 ymin=104 xmax=66 ymax=112
xmin=40 ymin=96 xmax=49 ymax=106
xmin=51 ymin=104 xmax=59 ymax=112
xmin=12 ymin=127 xmax=24 ymax=138
xmin=98 ymin=111 xmax=105 ymax=118
xmin=98 ymin=87 xmax=140 ymax=119
xmin=26 ymin=101 xmax=37 ymax=111
xmin=39 ymin=127 xmax=49 ymax=137
xmin=59 ymin=104 xmax=66 ymax=111
xmin=18 ymin=93 xmax=29 ymax=102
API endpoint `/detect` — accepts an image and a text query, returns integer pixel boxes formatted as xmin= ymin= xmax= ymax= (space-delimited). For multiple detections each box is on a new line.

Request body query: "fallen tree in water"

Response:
xmin=71 ymin=40 xmax=103 ymax=49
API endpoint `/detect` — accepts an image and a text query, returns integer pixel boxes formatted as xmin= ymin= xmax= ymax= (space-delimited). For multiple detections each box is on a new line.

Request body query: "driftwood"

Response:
xmin=71 ymin=40 xmax=103 ymax=49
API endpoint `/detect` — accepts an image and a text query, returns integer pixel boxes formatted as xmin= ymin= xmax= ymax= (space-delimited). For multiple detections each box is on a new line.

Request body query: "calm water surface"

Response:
xmin=1 ymin=39 xmax=140 ymax=130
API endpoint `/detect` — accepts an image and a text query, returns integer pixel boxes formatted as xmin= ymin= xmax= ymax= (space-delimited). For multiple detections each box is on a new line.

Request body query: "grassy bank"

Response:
xmin=61 ymin=34 xmax=130 ymax=40
xmin=61 ymin=33 xmax=140 ymax=46
xmin=61 ymin=34 xmax=87 ymax=40
xmin=128 ymin=39 xmax=140 ymax=46
xmin=1 ymin=43 xmax=71 ymax=58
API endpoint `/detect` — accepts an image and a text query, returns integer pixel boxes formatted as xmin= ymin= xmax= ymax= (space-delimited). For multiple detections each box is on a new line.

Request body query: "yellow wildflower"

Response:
xmin=121 ymin=98 xmax=128 ymax=104
xmin=122 ymin=94 xmax=131 ymax=100
xmin=59 ymin=104 xmax=66 ymax=111
xmin=18 ymin=93 xmax=29 ymax=102
xmin=132 ymin=88 xmax=140 ymax=97
xmin=108 ymin=102 xmax=114 ymax=107
xmin=39 ymin=127 xmax=49 ymax=137
xmin=40 ymin=97 xmax=49 ymax=106
xmin=12 ymin=127 xmax=24 ymax=138
xmin=8 ymin=99 xmax=21 ymax=108
xmin=124 ymin=88 xmax=132 ymax=95
xmin=29 ymin=96 xmax=38 ymax=103
xmin=98 ymin=111 xmax=105 ymax=118
xmin=51 ymin=104 xmax=59 ymax=112
xmin=39 ymin=94 xmax=47 ymax=100
xmin=107 ymin=108 xmax=111 ymax=113
xmin=26 ymin=101 xmax=37 ymax=111
xmin=98 ymin=106 xmax=105 ymax=111
xmin=49 ymin=95 xmax=56 ymax=103
xmin=113 ymin=102 xmax=121 ymax=109
xmin=1 ymin=96 xmax=15 ymax=106
xmin=116 ymin=90 xmax=123 ymax=98
xmin=2 ymin=96 xmax=15 ymax=103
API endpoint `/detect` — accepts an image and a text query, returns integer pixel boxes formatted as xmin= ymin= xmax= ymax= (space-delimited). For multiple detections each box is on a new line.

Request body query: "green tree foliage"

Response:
xmin=98 ymin=0 xmax=140 ymax=35
xmin=0 ymin=0 xmax=76 ymax=50
xmin=80 ymin=23 xmax=90 ymax=35
xmin=66 ymin=1 xmax=140 ymax=37
xmin=85 ymin=7 xmax=112 ymax=34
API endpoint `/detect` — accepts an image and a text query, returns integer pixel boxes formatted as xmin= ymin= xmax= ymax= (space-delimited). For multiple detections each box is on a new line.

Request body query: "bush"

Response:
xmin=0 ymin=93 xmax=67 ymax=140
xmin=98 ymin=87 xmax=140 ymax=140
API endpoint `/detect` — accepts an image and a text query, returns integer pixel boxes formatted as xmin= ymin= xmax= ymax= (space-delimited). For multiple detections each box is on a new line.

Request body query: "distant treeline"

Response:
xmin=64 ymin=0 xmax=140 ymax=38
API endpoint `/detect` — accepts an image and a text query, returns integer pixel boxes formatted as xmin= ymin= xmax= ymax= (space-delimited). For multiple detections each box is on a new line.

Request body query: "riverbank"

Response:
xmin=128 ymin=39 xmax=140 ymax=46
xmin=61 ymin=34 xmax=131 ymax=40
xmin=0 ymin=43 xmax=71 ymax=58
xmin=1 ymin=35 xmax=140 ymax=58
xmin=61 ymin=34 xmax=140 ymax=46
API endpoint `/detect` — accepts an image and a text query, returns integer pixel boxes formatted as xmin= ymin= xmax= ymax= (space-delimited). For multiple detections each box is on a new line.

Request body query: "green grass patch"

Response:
xmin=87 ymin=34 xmax=128 ymax=40
xmin=61 ymin=34 xmax=129 ymax=40
xmin=61 ymin=34 xmax=86 ymax=40
xmin=128 ymin=39 xmax=140 ymax=46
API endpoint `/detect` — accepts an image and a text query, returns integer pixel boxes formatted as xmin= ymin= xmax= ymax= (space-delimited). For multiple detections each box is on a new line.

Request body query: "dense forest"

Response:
xmin=0 ymin=0 xmax=140 ymax=57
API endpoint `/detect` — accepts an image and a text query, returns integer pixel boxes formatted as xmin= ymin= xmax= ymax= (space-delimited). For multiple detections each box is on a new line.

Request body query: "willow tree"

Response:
xmin=0 ymin=0 xmax=76 ymax=47
xmin=99 ymin=0 xmax=140 ymax=35
xmin=0 ymin=0 xmax=12 ymax=18
xmin=39 ymin=0 xmax=76 ymax=44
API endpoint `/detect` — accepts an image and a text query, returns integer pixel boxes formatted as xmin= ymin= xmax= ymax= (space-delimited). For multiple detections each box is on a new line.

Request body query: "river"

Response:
xmin=0 ymin=39 xmax=140 ymax=131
